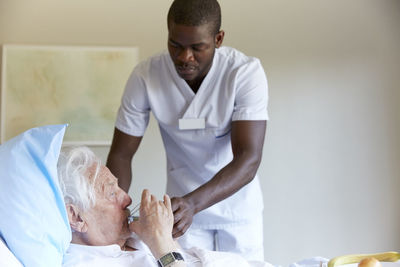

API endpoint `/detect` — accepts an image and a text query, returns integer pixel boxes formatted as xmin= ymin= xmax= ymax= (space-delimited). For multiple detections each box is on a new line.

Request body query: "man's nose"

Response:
xmin=177 ymin=48 xmax=194 ymax=63
xmin=122 ymin=192 xmax=132 ymax=208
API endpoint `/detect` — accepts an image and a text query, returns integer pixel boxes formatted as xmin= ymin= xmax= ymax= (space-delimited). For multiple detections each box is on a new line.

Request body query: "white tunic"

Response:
xmin=116 ymin=46 xmax=269 ymax=228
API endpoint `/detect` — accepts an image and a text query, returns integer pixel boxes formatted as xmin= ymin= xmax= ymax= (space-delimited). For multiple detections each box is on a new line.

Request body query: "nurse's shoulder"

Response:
xmin=130 ymin=50 xmax=171 ymax=78
xmin=217 ymin=46 xmax=261 ymax=69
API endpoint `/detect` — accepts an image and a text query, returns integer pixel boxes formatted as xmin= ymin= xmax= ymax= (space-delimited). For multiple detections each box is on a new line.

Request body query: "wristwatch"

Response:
xmin=157 ymin=251 xmax=184 ymax=267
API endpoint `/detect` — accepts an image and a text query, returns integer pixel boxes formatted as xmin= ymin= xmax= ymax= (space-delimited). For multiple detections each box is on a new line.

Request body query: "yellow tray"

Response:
xmin=328 ymin=252 xmax=400 ymax=267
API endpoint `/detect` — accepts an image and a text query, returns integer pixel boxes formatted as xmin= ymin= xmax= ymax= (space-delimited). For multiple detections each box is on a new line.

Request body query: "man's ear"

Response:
xmin=66 ymin=204 xmax=88 ymax=233
xmin=215 ymin=30 xmax=225 ymax=48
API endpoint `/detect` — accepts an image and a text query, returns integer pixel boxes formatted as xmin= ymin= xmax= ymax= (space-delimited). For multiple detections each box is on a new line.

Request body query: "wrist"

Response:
xmin=149 ymin=238 xmax=179 ymax=259
xmin=183 ymin=194 xmax=201 ymax=214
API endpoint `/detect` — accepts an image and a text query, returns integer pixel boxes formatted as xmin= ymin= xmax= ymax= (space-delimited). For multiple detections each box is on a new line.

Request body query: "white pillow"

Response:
xmin=0 ymin=124 xmax=71 ymax=267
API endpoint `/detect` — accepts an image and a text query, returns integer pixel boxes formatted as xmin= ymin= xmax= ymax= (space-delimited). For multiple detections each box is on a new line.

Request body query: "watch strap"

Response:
xmin=157 ymin=251 xmax=184 ymax=267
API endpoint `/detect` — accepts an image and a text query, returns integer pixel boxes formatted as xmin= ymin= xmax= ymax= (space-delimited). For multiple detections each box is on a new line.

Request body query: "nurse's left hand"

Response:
xmin=171 ymin=196 xmax=195 ymax=238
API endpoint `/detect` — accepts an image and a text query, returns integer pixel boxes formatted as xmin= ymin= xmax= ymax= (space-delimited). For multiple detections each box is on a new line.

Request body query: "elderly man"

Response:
xmin=58 ymin=146 xmax=271 ymax=267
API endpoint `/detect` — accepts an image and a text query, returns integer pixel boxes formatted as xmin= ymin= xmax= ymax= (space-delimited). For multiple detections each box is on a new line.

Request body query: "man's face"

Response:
xmin=167 ymin=21 xmax=224 ymax=88
xmin=84 ymin=165 xmax=132 ymax=246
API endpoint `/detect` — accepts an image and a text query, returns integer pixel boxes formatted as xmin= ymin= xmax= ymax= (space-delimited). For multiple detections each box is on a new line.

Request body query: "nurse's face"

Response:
xmin=167 ymin=21 xmax=224 ymax=89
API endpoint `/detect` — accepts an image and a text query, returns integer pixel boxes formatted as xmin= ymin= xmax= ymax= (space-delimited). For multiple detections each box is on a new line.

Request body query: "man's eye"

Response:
xmin=192 ymin=45 xmax=206 ymax=51
xmin=169 ymin=42 xmax=179 ymax=48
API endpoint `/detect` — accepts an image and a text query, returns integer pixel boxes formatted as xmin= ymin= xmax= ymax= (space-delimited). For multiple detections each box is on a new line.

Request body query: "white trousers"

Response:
xmin=177 ymin=218 xmax=264 ymax=261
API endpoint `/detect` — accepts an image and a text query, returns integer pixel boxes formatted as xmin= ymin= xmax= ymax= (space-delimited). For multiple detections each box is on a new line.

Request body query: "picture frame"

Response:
xmin=1 ymin=44 xmax=139 ymax=145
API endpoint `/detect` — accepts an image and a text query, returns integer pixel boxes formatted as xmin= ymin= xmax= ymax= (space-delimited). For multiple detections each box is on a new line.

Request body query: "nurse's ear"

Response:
xmin=66 ymin=204 xmax=88 ymax=233
xmin=215 ymin=30 xmax=225 ymax=48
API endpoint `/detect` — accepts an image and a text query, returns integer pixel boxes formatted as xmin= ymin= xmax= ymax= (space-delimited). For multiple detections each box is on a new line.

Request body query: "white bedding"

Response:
xmin=0 ymin=238 xmax=23 ymax=267
xmin=62 ymin=240 xmax=274 ymax=267
xmin=187 ymin=247 xmax=274 ymax=267
xmin=2 ymin=238 xmax=398 ymax=267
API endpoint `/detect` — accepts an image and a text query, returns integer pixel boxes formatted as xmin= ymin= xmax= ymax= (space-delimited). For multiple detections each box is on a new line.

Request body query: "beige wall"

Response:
xmin=1 ymin=0 xmax=399 ymax=265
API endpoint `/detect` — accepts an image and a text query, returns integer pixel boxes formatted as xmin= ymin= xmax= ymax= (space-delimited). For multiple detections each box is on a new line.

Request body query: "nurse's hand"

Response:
xmin=171 ymin=197 xmax=195 ymax=238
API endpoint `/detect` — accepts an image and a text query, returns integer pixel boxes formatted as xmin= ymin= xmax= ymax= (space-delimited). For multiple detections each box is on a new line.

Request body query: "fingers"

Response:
xmin=172 ymin=220 xmax=190 ymax=238
xmin=141 ymin=189 xmax=150 ymax=204
xmin=170 ymin=197 xmax=193 ymax=238
xmin=137 ymin=191 xmax=192 ymax=240
xmin=171 ymin=197 xmax=180 ymax=212
xmin=141 ymin=189 xmax=160 ymax=205
xmin=164 ymin=194 xmax=172 ymax=211
xmin=172 ymin=208 xmax=184 ymax=224
xmin=141 ymin=189 xmax=171 ymax=211
xmin=170 ymin=198 xmax=185 ymax=223
xmin=129 ymin=220 xmax=139 ymax=234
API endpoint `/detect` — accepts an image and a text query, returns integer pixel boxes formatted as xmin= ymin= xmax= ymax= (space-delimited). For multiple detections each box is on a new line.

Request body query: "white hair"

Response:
xmin=57 ymin=146 xmax=101 ymax=212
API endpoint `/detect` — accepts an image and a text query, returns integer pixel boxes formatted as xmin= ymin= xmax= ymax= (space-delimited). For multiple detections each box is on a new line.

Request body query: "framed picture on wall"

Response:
xmin=1 ymin=44 xmax=139 ymax=145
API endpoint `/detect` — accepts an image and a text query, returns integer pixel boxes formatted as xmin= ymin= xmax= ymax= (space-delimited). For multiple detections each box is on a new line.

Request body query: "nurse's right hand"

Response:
xmin=171 ymin=196 xmax=195 ymax=238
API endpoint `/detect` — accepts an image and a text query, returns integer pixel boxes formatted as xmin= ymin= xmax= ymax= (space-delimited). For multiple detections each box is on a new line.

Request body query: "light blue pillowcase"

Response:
xmin=0 ymin=124 xmax=71 ymax=267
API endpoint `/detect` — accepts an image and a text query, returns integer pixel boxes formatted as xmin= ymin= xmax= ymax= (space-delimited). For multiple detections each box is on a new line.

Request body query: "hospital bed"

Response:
xmin=1 ymin=237 xmax=399 ymax=267
xmin=0 ymin=125 xmax=399 ymax=267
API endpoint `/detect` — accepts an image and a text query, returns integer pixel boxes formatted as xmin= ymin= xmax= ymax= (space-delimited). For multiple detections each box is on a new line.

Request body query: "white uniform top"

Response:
xmin=116 ymin=46 xmax=269 ymax=228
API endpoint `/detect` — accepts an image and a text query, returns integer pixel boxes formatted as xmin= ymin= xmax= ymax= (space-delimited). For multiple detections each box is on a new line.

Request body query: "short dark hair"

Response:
xmin=167 ymin=0 xmax=221 ymax=34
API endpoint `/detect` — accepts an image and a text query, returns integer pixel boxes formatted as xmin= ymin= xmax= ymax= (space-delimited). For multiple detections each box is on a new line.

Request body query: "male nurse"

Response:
xmin=107 ymin=0 xmax=269 ymax=261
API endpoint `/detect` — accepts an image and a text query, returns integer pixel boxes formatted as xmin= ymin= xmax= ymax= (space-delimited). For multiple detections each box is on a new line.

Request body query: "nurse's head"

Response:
xmin=57 ymin=146 xmax=132 ymax=249
xmin=167 ymin=0 xmax=225 ymax=91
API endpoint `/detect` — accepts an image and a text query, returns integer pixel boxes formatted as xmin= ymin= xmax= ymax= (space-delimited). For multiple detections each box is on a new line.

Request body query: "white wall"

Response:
xmin=1 ymin=0 xmax=399 ymax=266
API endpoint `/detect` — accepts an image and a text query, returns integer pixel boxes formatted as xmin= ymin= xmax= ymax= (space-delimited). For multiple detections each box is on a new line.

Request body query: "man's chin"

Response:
xmin=176 ymin=68 xmax=197 ymax=80
xmin=121 ymin=220 xmax=131 ymax=236
xmin=178 ymin=73 xmax=196 ymax=82
xmin=120 ymin=228 xmax=132 ymax=240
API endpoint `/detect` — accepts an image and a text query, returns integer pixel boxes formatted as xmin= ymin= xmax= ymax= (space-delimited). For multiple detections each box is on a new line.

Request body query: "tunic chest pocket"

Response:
xmin=209 ymin=125 xmax=233 ymax=164
xmin=204 ymin=118 xmax=232 ymax=138
xmin=205 ymin=124 xmax=231 ymax=139
xmin=215 ymin=128 xmax=231 ymax=138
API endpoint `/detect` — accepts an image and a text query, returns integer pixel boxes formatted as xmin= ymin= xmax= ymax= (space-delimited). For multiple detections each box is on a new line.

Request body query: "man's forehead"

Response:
xmin=88 ymin=165 xmax=117 ymax=189
xmin=169 ymin=22 xmax=214 ymax=40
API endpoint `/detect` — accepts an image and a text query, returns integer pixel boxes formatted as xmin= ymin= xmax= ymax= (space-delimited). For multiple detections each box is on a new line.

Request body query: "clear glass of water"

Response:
xmin=127 ymin=202 xmax=140 ymax=224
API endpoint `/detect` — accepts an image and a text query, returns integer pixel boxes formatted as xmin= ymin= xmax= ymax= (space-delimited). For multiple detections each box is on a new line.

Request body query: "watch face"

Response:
xmin=160 ymin=253 xmax=175 ymax=265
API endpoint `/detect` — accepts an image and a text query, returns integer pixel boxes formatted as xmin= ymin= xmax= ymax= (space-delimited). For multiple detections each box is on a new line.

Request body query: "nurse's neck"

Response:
xmin=186 ymin=76 xmax=205 ymax=94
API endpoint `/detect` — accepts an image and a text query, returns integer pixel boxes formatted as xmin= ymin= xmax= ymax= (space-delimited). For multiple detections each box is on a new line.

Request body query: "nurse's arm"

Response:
xmin=171 ymin=120 xmax=267 ymax=238
xmin=106 ymin=127 xmax=143 ymax=192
